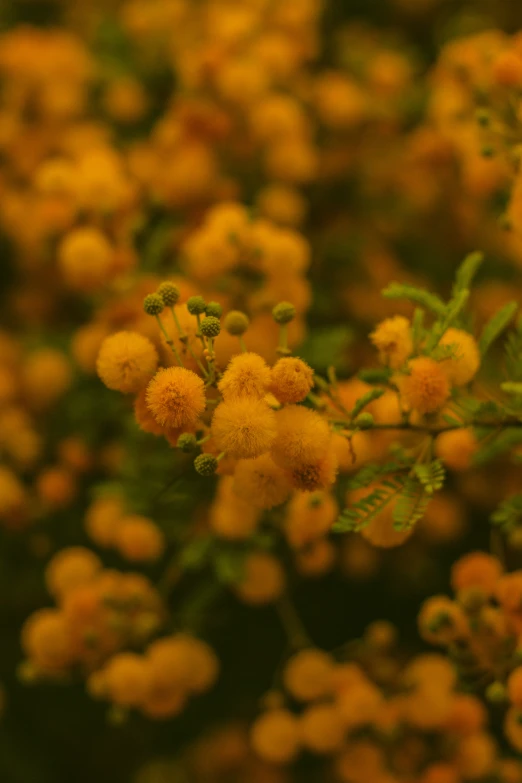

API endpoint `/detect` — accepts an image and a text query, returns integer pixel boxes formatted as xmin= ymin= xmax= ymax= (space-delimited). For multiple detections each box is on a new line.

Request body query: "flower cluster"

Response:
xmin=7 ymin=0 xmax=522 ymax=781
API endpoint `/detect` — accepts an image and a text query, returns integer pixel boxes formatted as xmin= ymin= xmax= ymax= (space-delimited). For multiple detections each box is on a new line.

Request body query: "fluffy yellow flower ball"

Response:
xmin=217 ymin=352 xmax=271 ymax=400
xmin=271 ymin=405 xmax=331 ymax=468
xmin=234 ymin=552 xmax=285 ymax=605
xmin=370 ymin=315 xmax=413 ymax=369
xmin=146 ymin=366 xmax=206 ymax=430
xmin=211 ymin=398 xmax=277 ymax=459
xmin=232 ymin=453 xmax=292 ymax=509
xmin=250 ymin=709 xmax=301 ymax=764
xmin=397 ymin=357 xmax=450 ymax=415
xmin=439 ymin=328 xmax=480 ymax=386
xmin=58 ymin=227 xmax=114 ymax=292
xmin=270 ymin=357 xmax=314 ymax=403
xmin=97 ymin=331 xmax=159 ymax=394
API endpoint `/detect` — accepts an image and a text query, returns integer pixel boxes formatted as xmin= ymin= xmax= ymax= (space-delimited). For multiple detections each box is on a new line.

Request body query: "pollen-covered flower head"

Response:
xmin=286 ymin=449 xmax=338 ymax=493
xmin=58 ymin=227 xmax=114 ymax=292
xmin=435 ymin=427 xmax=478 ymax=471
xmin=234 ymin=552 xmax=285 ymax=605
xmin=97 ymin=331 xmax=159 ymax=394
xmin=146 ymin=367 xmax=206 ymax=430
xmin=439 ymin=328 xmax=480 ymax=386
xmin=233 ymin=453 xmax=292 ymax=509
xmin=370 ymin=315 xmax=413 ymax=369
xmin=21 ymin=609 xmax=75 ymax=673
xmin=218 ymin=352 xmax=271 ymax=400
xmin=397 ymin=357 xmax=450 ymax=415
xmin=283 ymin=648 xmax=335 ymax=702
xmin=211 ymin=398 xmax=277 ymax=459
xmin=450 ymin=551 xmax=503 ymax=596
xmin=250 ymin=709 xmax=300 ymax=764
xmin=271 ymin=405 xmax=331 ymax=469
xmin=284 ymin=491 xmax=338 ymax=548
xmin=114 ymin=515 xmax=165 ymax=562
xmin=270 ymin=357 xmax=314 ymax=403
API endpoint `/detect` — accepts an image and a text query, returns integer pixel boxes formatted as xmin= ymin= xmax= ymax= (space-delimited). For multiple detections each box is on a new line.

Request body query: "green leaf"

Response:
xmin=298 ymin=326 xmax=353 ymax=373
xmin=179 ymin=537 xmax=213 ymax=570
xmin=491 ymin=494 xmax=522 ymax=532
xmin=358 ymin=368 xmax=392 ymax=384
xmin=505 ymin=317 xmax=522 ymax=381
xmin=392 ymin=478 xmax=432 ymax=531
xmin=425 ymin=290 xmax=470 ymax=352
xmin=381 ymin=282 xmax=446 ymax=317
xmin=452 ymin=251 xmax=484 ymax=296
xmin=442 ymin=414 xmax=464 ymax=427
xmin=412 ymin=460 xmax=446 ymax=494
xmin=334 ymin=474 xmax=408 ymax=533
xmin=472 ymin=427 xmax=522 ymax=466
xmin=350 ymin=388 xmax=385 ymax=420
xmin=214 ymin=549 xmax=246 ymax=584
xmin=479 ymin=301 xmax=518 ymax=356
xmin=346 ymin=460 xmax=413 ymax=491
xmin=501 ymin=382 xmax=522 ymax=395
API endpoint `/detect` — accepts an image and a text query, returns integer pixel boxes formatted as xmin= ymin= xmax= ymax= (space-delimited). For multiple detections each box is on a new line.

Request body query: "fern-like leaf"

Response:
xmin=350 ymin=388 xmax=385 ymax=420
xmin=392 ymin=478 xmax=432 ymax=531
xmin=413 ymin=460 xmax=446 ymax=494
xmin=334 ymin=474 xmax=407 ymax=533
xmin=381 ymin=283 xmax=446 ymax=317
xmin=505 ymin=318 xmax=522 ymax=381
xmin=479 ymin=301 xmax=518 ymax=357
xmin=452 ymin=251 xmax=484 ymax=297
xmin=491 ymin=494 xmax=522 ymax=533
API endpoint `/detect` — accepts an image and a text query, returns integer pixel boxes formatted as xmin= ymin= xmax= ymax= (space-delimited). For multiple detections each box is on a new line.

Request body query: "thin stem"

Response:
xmin=276 ymin=324 xmax=291 ymax=356
xmin=155 ymin=315 xmax=184 ymax=367
xmin=331 ymin=418 xmax=522 ymax=435
xmin=276 ymin=594 xmax=311 ymax=650
xmin=170 ymin=306 xmax=207 ymax=376
xmin=239 ymin=336 xmax=247 ymax=353
xmin=195 ymin=314 xmax=206 ymax=350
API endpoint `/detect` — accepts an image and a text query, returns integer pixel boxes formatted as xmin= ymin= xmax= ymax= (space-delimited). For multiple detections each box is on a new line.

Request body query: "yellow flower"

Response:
xmin=233 ymin=453 xmax=292 ymax=509
xmin=114 ymin=515 xmax=165 ymax=562
xmin=211 ymin=398 xmax=277 ymax=459
xmin=370 ymin=316 xmax=413 ymax=369
xmin=286 ymin=450 xmax=338 ymax=492
xmin=97 ymin=331 xmax=158 ymax=394
xmin=439 ymin=328 xmax=480 ymax=386
xmin=58 ymin=227 xmax=114 ymax=292
xmin=218 ymin=352 xmax=271 ymax=400
xmin=234 ymin=552 xmax=285 ymax=605
xmin=146 ymin=367 xmax=206 ymax=429
xmin=250 ymin=709 xmax=300 ymax=764
xmin=397 ymin=357 xmax=450 ymax=415
xmin=270 ymin=357 xmax=314 ymax=403
xmin=271 ymin=405 xmax=331 ymax=469
xmin=434 ymin=428 xmax=478 ymax=471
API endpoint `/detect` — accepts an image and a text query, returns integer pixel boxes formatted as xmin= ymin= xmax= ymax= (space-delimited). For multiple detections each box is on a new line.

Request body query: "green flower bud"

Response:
xmin=187 ymin=296 xmax=207 ymax=315
xmin=272 ymin=301 xmax=296 ymax=324
xmin=143 ymin=293 xmax=164 ymax=316
xmin=223 ymin=310 xmax=249 ymax=336
xmin=476 ymin=109 xmax=490 ymax=127
xmin=157 ymin=281 xmax=180 ymax=307
xmin=177 ymin=433 xmax=197 ymax=452
xmin=485 ymin=681 xmax=507 ymax=704
xmin=194 ymin=454 xmax=218 ymax=476
xmin=200 ymin=316 xmax=221 ymax=338
xmin=205 ymin=301 xmax=223 ymax=318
